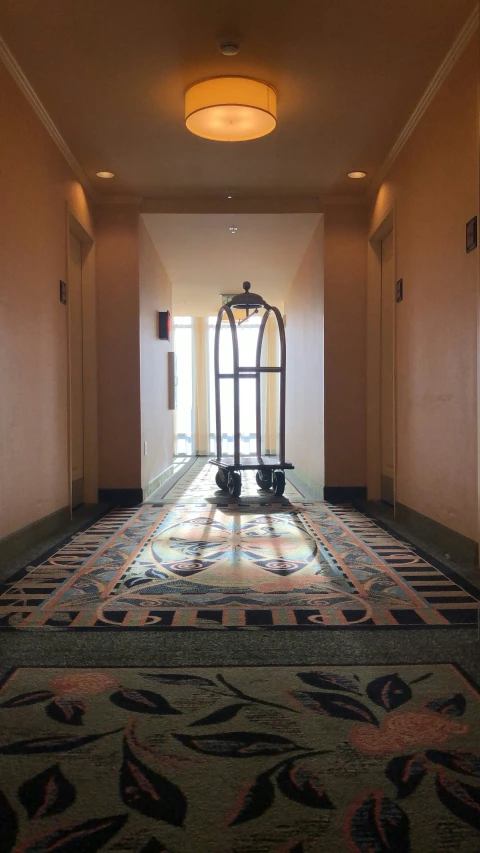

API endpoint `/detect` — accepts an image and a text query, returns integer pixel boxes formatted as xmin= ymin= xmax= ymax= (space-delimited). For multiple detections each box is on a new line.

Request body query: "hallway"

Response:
xmin=2 ymin=0 xmax=480 ymax=849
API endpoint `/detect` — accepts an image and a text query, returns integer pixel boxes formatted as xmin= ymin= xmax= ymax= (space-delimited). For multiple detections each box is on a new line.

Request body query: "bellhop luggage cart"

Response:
xmin=210 ymin=281 xmax=294 ymax=498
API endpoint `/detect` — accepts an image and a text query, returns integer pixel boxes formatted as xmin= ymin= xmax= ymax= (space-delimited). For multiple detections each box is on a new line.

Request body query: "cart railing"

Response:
xmin=255 ymin=306 xmax=286 ymax=463
xmin=214 ymin=302 xmax=286 ymax=468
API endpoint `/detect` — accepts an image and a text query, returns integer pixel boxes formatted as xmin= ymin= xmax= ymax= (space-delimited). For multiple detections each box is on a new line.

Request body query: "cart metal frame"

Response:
xmin=210 ymin=282 xmax=294 ymax=497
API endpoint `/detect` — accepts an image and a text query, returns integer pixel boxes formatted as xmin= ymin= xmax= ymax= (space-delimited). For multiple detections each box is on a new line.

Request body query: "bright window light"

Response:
xmin=173 ymin=317 xmax=194 ymax=455
xmin=208 ymin=314 xmax=262 ymax=456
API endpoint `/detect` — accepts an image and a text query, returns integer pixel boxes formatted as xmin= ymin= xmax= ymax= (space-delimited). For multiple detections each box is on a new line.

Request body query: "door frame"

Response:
xmin=66 ymin=206 xmax=97 ymax=513
xmin=366 ymin=206 xmax=397 ymax=505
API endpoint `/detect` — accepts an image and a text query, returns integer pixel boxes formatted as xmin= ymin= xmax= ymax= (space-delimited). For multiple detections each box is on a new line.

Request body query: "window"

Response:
xmin=208 ymin=314 xmax=262 ymax=456
xmin=173 ymin=312 xmax=278 ymax=459
xmin=173 ymin=317 xmax=194 ymax=455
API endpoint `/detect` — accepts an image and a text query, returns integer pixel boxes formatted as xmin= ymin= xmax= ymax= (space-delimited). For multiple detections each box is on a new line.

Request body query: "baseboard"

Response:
xmin=0 ymin=506 xmax=71 ymax=563
xmin=98 ymin=459 xmax=198 ymax=507
xmin=395 ymin=502 xmax=478 ymax=565
xmin=324 ymin=486 xmax=367 ymax=502
xmin=381 ymin=475 xmax=394 ymax=506
xmin=142 ymin=463 xmax=176 ymax=501
xmin=97 ymin=488 xmax=143 ymax=506
xmin=72 ymin=477 xmax=84 ymax=509
xmin=288 ymin=466 xmax=324 ymax=500
xmin=144 ymin=456 xmax=197 ymax=501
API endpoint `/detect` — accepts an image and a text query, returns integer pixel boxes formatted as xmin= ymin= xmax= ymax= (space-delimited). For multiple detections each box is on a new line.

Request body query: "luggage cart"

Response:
xmin=210 ymin=282 xmax=294 ymax=497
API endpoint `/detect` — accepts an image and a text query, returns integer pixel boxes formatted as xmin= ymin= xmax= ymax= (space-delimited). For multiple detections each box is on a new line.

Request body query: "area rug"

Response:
xmin=0 ymin=663 xmax=479 ymax=852
xmin=0 ymin=503 xmax=477 ymax=630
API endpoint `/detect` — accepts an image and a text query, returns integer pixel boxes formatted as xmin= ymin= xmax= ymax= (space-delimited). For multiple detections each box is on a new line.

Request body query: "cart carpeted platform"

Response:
xmin=155 ymin=457 xmax=304 ymax=503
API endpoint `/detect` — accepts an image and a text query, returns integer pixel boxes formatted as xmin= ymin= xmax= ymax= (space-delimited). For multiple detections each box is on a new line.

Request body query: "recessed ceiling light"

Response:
xmin=348 ymin=171 xmax=367 ymax=179
xmin=229 ymin=226 xmax=238 ymax=234
xmin=96 ymin=171 xmax=115 ymax=179
xmin=227 ymin=194 xmax=233 ymax=199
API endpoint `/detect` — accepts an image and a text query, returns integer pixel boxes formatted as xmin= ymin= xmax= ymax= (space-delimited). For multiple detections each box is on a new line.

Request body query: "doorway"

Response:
xmin=380 ymin=229 xmax=395 ymax=505
xmin=68 ymin=231 xmax=85 ymax=508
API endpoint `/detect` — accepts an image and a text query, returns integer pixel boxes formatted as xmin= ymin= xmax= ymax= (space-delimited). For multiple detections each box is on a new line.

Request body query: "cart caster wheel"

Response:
xmin=256 ymin=469 xmax=272 ymax=490
xmin=272 ymin=470 xmax=286 ymax=497
xmin=215 ymin=470 xmax=228 ymax=491
xmin=228 ymin=471 xmax=242 ymax=498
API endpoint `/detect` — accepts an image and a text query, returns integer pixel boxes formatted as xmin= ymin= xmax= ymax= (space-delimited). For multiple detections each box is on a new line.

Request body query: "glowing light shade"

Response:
xmin=348 ymin=171 xmax=367 ymax=179
xmin=185 ymin=77 xmax=277 ymax=142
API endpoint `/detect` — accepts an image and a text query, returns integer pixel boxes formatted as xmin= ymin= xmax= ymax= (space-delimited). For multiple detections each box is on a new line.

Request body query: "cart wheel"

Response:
xmin=256 ymin=469 xmax=272 ymax=490
xmin=228 ymin=471 xmax=242 ymax=498
xmin=215 ymin=469 xmax=228 ymax=490
xmin=272 ymin=470 xmax=286 ymax=497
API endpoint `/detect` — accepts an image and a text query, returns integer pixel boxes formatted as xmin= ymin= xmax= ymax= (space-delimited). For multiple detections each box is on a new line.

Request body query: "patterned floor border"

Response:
xmin=349 ymin=502 xmax=480 ymax=603
xmin=0 ymin=501 xmax=478 ymax=632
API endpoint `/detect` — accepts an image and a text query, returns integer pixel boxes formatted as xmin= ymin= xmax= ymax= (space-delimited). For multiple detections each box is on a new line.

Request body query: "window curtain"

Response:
xmin=193 ymin=317 xmax=209 ymax=455
xmin=262 ymin=312 xmax=279 ymax=456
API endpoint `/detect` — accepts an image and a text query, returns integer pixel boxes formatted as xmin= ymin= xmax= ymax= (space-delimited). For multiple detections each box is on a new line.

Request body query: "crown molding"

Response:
xmin=140 ymin=195 xmax=323 ymax=214
xmin=0 ymin=34 xmax=98 ymax=201
xmin=368 ymin=6 xmax=479 ymax=197
xmin=320 ymin=194 xmax=368 ymax=206
xmin=96 ymin=195 xmax=143 ymax=206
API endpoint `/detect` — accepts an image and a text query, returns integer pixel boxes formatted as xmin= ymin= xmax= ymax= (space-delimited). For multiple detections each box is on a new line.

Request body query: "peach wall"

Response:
xmin=95 ymin=204 xmax=142 ymax=489
xmin=285 ymin=219 xmax=325 ymax=485
xmin=324 ymin=203 xmax=368 ymax=487
xmin=368 ymin=38 xmax=479 ymax=539
xmin=139 ymin=218 xmax=174 ymax=489
xmin=0 ymin=62 xmax=95 ymax=540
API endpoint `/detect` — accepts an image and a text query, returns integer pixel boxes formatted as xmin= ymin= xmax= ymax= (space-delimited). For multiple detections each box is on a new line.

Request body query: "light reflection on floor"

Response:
xmin=149 ymin=457 xmax=303 ymax=503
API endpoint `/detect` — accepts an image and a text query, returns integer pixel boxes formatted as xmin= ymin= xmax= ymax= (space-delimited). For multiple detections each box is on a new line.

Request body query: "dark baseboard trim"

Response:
xmin=98 ymin=488 xmax=143 ymax=506
xmin=395 ymin=502 xmax=478 ymax=565
xmin=324 ymin=486 xmax=367 ymax=503
xmin=381 ymin=475 xmax=394 ymax=506
xmin=0 ymin=506 xmax=71 ymax=563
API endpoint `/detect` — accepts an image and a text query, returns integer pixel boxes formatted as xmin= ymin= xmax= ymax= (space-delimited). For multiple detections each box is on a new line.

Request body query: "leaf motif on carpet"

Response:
xmin=0 ymin=664 xmax=479 ymax=851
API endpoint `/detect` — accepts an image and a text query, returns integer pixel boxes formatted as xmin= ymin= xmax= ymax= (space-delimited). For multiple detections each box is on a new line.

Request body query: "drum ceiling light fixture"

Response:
xmin=185 ymin=77 xmax=277 ymax=142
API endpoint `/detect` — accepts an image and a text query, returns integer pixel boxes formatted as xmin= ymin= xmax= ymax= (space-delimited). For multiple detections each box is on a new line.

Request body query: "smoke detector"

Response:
xmin=219 ymin=38 xmax=241 ymax=56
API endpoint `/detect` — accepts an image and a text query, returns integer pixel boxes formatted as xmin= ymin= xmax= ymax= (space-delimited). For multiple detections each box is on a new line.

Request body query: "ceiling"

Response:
xmin=143 ymin=213 xmax=321 ymax=314
xmin=0 ymin=0 xmax=476 ymax=199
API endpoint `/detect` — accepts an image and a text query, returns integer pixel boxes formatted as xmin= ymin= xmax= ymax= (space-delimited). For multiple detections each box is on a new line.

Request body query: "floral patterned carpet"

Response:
xmin=1 ymin=663 xmax=479 ymax=852
xmin=0 ymin=500 xmax=478 ymax=630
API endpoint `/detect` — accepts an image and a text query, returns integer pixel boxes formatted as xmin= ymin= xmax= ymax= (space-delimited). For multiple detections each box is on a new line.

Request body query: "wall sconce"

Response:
xmin=158 ymin=311 xmax=171 ymax=341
